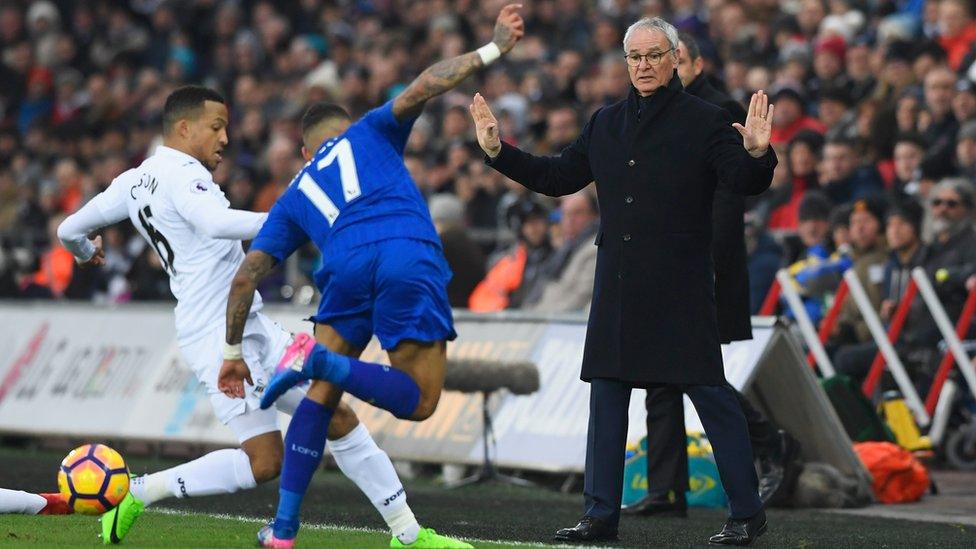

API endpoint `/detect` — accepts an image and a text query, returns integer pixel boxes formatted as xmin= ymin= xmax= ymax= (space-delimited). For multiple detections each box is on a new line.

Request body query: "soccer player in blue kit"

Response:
xmin=217 ymin=5 xmax=524 ymax=547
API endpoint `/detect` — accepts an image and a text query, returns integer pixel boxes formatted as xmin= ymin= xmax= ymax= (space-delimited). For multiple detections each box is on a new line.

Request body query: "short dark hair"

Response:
xmin=301 ymin=103 xmax=351 ymax=137
xmin=678 ymin=32 xmax=701 ymax=61
xmin=162 ymin=86 xmax=225 ymax=133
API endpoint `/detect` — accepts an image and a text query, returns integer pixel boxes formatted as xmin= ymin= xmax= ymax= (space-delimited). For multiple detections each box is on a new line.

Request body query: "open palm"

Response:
xmin=732 ymin=90 xmax=774 ymax=157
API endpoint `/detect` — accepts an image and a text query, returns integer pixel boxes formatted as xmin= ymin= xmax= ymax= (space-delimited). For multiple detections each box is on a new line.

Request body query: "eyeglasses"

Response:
xmin=624 ymin=48 xmax=674 ymax=67
xmin=932 ymin=198 xmax=961 ymax=209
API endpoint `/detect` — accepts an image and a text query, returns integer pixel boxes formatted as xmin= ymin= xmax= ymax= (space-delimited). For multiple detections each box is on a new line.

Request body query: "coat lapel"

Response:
xmin=626 ymin=71 xmax=684 ymax=140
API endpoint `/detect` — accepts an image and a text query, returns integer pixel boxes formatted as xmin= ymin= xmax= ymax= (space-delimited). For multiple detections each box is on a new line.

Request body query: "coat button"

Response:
xmin=628 ymin=159 xmax=636 ymax=167
xmin=625 ymin=196 xmax=634 ymax=204
xmin=623 ymin=234 xmax=632 ymax=241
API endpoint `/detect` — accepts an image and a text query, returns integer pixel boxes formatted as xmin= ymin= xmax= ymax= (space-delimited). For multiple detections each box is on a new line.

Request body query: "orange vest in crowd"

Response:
xmin=468 ymin=244 xmax=527 ymax=312
xmin=24 ymin=246 xmax=74 ymax=297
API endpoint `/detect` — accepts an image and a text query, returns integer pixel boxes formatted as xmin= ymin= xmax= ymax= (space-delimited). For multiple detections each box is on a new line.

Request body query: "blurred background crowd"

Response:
xmin=1 ymin=0 xmax=976 ymax=387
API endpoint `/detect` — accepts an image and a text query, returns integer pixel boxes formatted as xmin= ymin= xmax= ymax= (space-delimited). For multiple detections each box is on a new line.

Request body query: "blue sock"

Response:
xmin=309 ymin=345 xmax=421 ymax=419
xmin=274 ymin=398 xmax=333 ymax=540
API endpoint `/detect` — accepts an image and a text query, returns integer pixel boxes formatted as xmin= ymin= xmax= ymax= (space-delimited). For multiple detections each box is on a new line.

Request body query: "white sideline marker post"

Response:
xmin=911 ymin=267 xmax=976 ymax=398
xmin=776 ymin=269 xmax=836 ymax=377
xmin=843 ymin=269 xmax=930 ymax=426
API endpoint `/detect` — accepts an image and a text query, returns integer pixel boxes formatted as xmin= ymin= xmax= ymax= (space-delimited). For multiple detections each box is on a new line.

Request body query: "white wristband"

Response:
xmin=477 ymin=42 xmax=501 ymax=66
xmin=223 ymin=342 xmax=243 ymax=360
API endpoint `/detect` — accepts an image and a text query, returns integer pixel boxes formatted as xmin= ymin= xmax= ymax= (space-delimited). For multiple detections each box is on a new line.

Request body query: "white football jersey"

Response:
xmin=89 ymin=146 xmax=266 ymax=344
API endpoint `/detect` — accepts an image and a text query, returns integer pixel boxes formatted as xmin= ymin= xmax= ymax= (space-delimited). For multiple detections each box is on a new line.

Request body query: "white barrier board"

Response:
xmin=0 ymin=303 xmax=774 ymax=472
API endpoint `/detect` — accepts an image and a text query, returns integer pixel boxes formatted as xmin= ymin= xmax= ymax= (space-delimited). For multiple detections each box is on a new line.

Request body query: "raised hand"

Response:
xmin=492 ymin=4 xmax=524 ymax=54
xmin=218 ymin=359 xmax=253 ymax=399
xmin=469 ymin=93 xmax=501 ymax=158
xmin=77 ymin=235 xmax=105 ymax=267
xmin=733 ymin=90 xmax=774 ymax=158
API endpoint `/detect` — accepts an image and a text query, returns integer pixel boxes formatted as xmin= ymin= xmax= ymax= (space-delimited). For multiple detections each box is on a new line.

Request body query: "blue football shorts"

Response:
xmin=310 ymin=238 xmax=457 ymax=350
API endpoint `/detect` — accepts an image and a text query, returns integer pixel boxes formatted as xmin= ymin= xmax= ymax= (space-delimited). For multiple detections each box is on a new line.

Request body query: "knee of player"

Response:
xmin=327 ymin=404 xmax=360 ymax=438
xmin=406 ymin=391 xmax=441 ymax=421
xmin=249 ymin=452 xmax=283 ymax=483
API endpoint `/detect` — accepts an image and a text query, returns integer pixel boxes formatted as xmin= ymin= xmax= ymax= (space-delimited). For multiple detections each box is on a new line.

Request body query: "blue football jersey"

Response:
xmin=251 ymin=100 xmax=440 ymax=263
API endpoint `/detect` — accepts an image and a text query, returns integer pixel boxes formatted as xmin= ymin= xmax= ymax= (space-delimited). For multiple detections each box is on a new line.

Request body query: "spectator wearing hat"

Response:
xmin=830 ymin=198 xmax=890 ymax=347
xmin=770 ymin=87 xmax=827 ymax=145
xmin=468 ymin=199 xmax=553 ymax=312
xmin=793 ymin=191 xmax=834 ymax=264
xmin=808 ymin=35 xmax=850 ymax=103
xmin=937 ymin=0 xmax=976 ymax=71
xmin=429 ymin=193 xmax=487 ymax=309
xmin=785 ymin=192 xmax=845 ymax=324
xmin=877 ymin=41 xmax=918 ymax=104
xmin=881 ymin=200 xmax=927 ymax=321
xmin=955 ymin=120 xmax=976 ymax=178
xmin=833 ymin=199 xmax=927 ymax=382
xmin=820 ymin=136 xmax=884 ymax=204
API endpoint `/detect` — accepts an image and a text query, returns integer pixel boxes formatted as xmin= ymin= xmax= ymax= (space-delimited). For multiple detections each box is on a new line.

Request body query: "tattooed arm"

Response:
xmin=218 ymin=250 xmax=278 ymax=398
xmin=391 ymin=3 xmax=523 ymax=121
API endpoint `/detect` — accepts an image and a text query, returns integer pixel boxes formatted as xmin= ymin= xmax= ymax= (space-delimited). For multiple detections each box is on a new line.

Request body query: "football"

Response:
xmin=57 ymin=444 xmax=130 ymax=515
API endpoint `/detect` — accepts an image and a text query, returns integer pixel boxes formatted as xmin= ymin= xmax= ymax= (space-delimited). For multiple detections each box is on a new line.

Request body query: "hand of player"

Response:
xmin=470 ymin=93 xmax=501 ymax=158
xmin=218 ymin=359 xmax=253 ymax=399
xmin=733 ymin=90 xmax=774 ymax=158
xmin=492 ymin=4 xmax=524 ymax=54
xmin=77 ymin=236 xmax=105 ymax=268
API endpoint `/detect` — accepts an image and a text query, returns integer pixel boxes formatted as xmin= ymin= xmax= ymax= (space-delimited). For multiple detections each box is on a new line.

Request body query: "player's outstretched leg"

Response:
xmin=0 ymin=489 xmax=70 ymax=515
xmin=101 ymin=432 xmax=281 ymax=544
xmin=262 ymin=338 xmax=423 ymax=419
xmin=265 ymin=325 xmax=468 ymax=548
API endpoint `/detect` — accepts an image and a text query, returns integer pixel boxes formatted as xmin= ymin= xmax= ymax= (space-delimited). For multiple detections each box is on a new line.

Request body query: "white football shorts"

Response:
xmin=179 ymin=312 xmax=307 ymax=443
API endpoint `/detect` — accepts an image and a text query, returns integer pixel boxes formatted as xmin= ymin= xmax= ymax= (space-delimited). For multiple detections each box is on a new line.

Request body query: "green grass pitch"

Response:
xmin=1 ymin=448 xmax=974 ymax=547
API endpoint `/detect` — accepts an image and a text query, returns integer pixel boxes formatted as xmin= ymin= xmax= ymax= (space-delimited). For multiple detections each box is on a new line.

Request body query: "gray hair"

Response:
xmin=933 ymin=177 xmax=975 ymax=210
xmin=622 ymin=17 xmax=679 ymax=56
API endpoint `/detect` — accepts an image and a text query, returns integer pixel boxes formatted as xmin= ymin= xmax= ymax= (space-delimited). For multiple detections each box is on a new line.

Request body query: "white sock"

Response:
xmin=0 ymin=489 xmax=46 ymax=514
xmin=329 ymin=424 xmax=421 ymax=544
xmin=130 ymin=449 xmax=256 ymax=506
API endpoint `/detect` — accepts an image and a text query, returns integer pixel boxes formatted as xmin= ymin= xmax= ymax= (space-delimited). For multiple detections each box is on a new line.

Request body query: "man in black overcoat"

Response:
xmin=626 ymin=33 xmax=793 ymax=519
xmin=470 ymin=17 xmax=776 ymax=546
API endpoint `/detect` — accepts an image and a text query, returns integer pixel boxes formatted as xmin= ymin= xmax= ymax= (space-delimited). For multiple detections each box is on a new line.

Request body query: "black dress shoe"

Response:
xmin=553 ymin=515 xmax=619 ymax=542
xmin=708 ymin=509 xmax=767 ymax=546
xmin=621 ymin=490 xmax=688 ymax=517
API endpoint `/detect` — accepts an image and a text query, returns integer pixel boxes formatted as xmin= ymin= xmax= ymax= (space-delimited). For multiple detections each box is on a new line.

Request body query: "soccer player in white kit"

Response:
xmin=55 ymin=86 xmax=444 ymax=547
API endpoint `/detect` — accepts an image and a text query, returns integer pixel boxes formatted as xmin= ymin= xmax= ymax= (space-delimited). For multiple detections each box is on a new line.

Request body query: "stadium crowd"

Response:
xmin=1 ymin=0 xmax=976 ymax=384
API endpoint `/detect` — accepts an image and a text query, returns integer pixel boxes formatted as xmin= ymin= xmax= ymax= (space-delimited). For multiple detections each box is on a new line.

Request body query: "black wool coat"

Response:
xmin=685 ymin=75 xmax=753 ymax=343
xmin=487 ymin=75 xmax=776 ymax=385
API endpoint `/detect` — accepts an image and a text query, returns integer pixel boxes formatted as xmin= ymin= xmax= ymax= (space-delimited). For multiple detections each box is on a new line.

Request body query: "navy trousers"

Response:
xmin=583 ymin=378 xmax=762 ymax=527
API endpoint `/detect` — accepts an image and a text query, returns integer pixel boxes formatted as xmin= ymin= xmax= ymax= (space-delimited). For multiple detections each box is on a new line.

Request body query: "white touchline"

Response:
xmin=150 ymin=508 xmax=580 ymax=548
